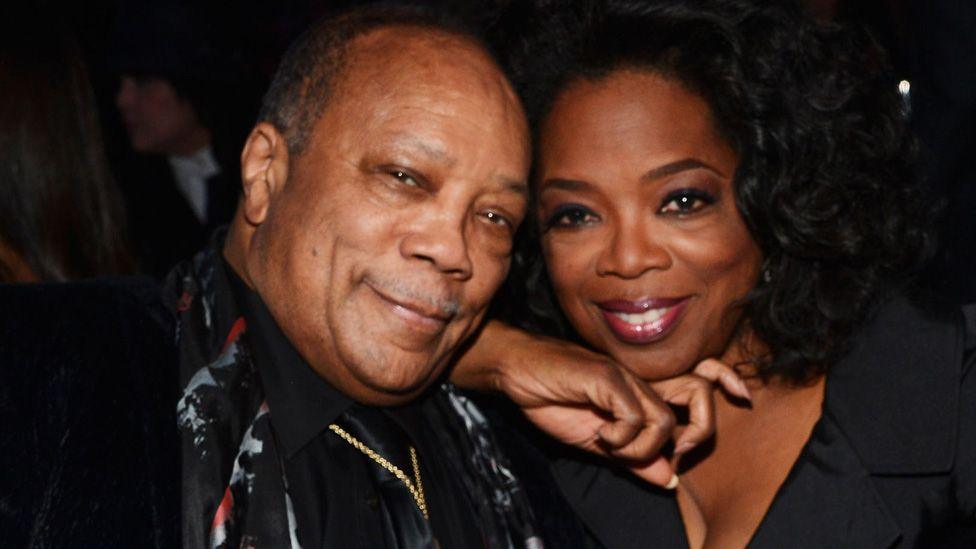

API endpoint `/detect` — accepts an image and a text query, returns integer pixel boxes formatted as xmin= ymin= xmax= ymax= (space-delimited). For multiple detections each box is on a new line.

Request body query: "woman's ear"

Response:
xmin=240 ymin=122 xmax=289 ymax=226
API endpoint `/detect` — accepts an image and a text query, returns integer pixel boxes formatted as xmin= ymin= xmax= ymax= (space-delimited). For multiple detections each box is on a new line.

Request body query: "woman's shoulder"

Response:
xmin=824 ymin=289 xmax=973 ymax=475
xmin=834 ymin=289 xmax=970 ymax=383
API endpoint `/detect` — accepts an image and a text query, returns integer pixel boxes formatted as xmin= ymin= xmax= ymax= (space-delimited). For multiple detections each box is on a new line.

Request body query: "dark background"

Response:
xmin=23 ymin=0 xmax=976 ymax=303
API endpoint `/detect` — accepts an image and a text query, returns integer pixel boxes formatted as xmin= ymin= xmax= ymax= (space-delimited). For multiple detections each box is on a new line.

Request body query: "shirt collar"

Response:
xmin=168 ymin=145 xmax=221 ymax=180
xmin=224 ymin=261 xmax=353 ymax=458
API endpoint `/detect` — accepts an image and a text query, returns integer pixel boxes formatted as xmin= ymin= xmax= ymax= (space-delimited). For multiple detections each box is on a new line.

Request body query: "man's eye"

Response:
xmin=544 ymin=204 xmax=599 ymax=229
xmin=658 ymin=189 xmax=716 ymax=215
xmin=389 ymin=170 xmax=421 ymax=188
xmin=482 ymin=210 xmax=512 ymax=230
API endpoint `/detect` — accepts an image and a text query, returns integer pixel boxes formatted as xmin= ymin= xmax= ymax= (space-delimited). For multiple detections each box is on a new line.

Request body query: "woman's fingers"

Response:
xmin=585 ymin=365 xmax=647 ymax=449
xmin=626 ymin=455 xmax=678 ymax=490
xmin=647 ymin=358 xmax=748 ymax=457
xmin=603 ymin=372 xmax=678 ymax=488
xmin=457 ymin=325 xmax=687 ymax=487
xmin=659 ymin=375 xmax=715 ymax=456
xmin=603 ymin=374 xmax=675 ymax=460
xmin=692 ymin=358 xmax=751 ymax=402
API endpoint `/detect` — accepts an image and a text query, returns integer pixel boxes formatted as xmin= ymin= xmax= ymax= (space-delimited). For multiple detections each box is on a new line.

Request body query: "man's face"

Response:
xmin=246 ymin=29 xmax=530 ymax=405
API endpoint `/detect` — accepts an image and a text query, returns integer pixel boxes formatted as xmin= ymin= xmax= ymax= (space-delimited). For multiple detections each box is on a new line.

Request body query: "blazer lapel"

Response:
xmin=751 ymin=294 xmax=963 ymax=548
xmin=551 ymin=455 xmax=688 ymax=548
xmin=748 ymin=415 xmax=901 ymax=548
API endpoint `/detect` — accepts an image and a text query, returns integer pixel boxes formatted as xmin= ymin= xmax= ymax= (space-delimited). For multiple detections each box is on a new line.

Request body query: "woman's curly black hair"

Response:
xmin=489 ymin=0 xmax=934 ymax=384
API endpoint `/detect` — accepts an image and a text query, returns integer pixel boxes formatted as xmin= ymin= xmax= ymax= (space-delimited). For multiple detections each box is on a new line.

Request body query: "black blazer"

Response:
xmin=551 ymin=295 xmax=976 ymax=548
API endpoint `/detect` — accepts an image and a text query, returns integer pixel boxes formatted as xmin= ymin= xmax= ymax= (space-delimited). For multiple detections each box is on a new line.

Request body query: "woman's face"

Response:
xmin=536 ymin=70 xmax=763 ymax=380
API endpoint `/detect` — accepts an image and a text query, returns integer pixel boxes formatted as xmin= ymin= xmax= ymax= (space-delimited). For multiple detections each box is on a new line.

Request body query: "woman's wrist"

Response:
xmin=450 ymin=319 xmax=525 ymax=393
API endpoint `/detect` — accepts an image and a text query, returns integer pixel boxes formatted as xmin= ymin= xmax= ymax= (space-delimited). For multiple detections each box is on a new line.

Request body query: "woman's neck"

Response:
xmin=675 ymin=330 xmax=827 ymax=549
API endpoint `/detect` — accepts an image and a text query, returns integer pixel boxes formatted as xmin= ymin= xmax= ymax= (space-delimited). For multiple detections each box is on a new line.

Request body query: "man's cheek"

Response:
xmin=467 ymin=264 xmax=508 ymax=313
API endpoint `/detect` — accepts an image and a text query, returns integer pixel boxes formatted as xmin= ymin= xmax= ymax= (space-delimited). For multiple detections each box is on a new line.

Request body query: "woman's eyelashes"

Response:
xmin=543 ymin=203 xmax=600 ymax=230
xmin=543 ymin=187 xmax=717 ymax=230
xmin=658 ymin=188 xmax=716 ymax=215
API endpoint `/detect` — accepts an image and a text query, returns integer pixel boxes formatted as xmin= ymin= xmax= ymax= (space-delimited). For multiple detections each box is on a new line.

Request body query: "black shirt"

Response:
xmin=226 ymin=267 xmax=483 ymax=548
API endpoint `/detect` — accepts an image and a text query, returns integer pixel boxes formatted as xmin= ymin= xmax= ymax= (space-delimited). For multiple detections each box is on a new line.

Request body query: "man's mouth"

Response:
xmin=365 ymin=278 xmax=456 ymax=336
xmin=596 ymin=297 xmax=690 ymax=344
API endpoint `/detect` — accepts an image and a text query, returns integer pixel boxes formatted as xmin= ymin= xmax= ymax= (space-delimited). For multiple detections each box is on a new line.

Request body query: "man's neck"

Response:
xmin=222 ymin=216 xmax=253 ymax=289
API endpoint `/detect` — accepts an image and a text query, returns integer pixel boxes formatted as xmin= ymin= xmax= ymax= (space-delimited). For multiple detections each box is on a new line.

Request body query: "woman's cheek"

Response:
xmin=668 ymin=212 xmax=759 ymax=279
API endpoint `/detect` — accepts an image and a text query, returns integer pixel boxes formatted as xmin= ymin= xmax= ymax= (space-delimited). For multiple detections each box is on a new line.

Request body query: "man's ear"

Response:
xmin=240 ymin=122 xmax=289 ymax=226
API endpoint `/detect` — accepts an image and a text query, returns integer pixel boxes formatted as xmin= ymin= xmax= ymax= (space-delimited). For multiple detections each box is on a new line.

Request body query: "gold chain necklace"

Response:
xmin=328 ymin=423 xmax=429 ymax=520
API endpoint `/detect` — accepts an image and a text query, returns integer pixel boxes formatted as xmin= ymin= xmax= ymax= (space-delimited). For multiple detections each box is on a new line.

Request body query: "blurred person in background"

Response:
xmin=108 ymin=0 xmax=258 ymax=278
xmin=0 ymin=10 xmax=133 ymax=283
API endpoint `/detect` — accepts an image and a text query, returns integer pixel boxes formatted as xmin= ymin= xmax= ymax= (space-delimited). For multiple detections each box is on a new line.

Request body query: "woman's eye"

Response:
xmin=658 ymin=189 xmax=716 ymax=215
xmin=544 ymin=204 xmax=599 ymax=229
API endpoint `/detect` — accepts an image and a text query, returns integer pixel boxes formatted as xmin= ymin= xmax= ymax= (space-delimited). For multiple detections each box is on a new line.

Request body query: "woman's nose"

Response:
xmin=595 ymin=219 xmax=671 ymax=278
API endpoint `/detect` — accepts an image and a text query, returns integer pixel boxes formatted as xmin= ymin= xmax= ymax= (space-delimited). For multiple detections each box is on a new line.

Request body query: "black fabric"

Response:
xmin=170 ymin=239 xmax=543 ymax=549
xmin=226 ymin=262 xmax=480 ymax=549
xmin=550 ymin=293 xmax=976 ymax=548
xmin=339 ymin=406 xmax=437 ymax=548
xmin=0 ymin=242 xmax=574 ymax=549
xmin=0 ymin=278 xmax=180 ymax=548
xmin=478 ymin=396 xmax=598 ymax=549
xmin=117 ymin=152 xmax=238 ymax=279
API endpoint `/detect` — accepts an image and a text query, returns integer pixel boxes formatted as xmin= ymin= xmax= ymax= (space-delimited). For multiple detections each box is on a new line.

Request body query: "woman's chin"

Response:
xmin=606 ymin=346 xmax=700 ymax=382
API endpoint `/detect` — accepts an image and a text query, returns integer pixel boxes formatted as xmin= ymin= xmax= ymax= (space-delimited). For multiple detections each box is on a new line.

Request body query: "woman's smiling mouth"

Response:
xmin=596 ymin=297 xmax=691 ymax=344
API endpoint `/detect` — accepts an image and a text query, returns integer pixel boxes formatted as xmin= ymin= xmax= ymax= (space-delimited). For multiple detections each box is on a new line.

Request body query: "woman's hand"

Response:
xmin=649 ymin=358 xmax=751 ymax=457
xmin=451 ymin=320 xmax=749 ymax=488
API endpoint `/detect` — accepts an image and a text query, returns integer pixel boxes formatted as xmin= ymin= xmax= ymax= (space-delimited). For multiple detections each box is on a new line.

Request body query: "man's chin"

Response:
xmin=342 ymin=378 xmax=436 ymax=407
xmin=326 ymin=357 xmax=447 ymax=407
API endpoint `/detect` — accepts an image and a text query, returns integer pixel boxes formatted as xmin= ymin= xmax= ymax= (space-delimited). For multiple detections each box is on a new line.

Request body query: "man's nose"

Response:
xmin=398 ymin=207 xmax=474 ymax=280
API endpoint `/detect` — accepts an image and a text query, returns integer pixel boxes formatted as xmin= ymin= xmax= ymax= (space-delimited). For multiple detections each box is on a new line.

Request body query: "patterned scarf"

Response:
xmin=164 ymin=243 xmax=543 ymax=549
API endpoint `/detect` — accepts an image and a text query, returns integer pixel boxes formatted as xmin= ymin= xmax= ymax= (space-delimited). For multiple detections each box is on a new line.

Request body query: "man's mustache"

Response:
xmin=367 ymin=276 xmax=461 ymax=318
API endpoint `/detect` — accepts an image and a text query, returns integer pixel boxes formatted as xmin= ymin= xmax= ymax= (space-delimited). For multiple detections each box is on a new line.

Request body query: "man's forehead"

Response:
xmin=334 ymin=26 xmax=509 ymax=101
xmin=291 ymin=24 xmax=529 ymax=185
xmin=346 ymin=24 xmax=487 ymax=67
xmin=317 ymin=27 xmax=527 ymax=151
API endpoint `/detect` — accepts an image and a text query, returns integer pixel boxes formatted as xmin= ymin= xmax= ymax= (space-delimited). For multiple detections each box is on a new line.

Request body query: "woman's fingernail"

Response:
xmin=674 ymin=442 xmax=695 ymax=456
xmin=733 ymin=378 xmax=752 ymax=401
xmin=666 ymin=474 xmax=680 ymax=490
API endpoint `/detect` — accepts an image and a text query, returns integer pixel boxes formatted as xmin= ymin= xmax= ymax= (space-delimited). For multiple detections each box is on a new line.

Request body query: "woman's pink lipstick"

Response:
xmin=596 ymin=297 xmax=690 ymax=344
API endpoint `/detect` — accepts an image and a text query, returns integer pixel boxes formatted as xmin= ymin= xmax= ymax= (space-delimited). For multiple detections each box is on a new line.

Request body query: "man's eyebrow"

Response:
xmin=499 ymin=178 xmax=529 ymax=198
xmin=641 ymin=158 xmax=727 ymax=181
xmin=389 ymin=134 xmax=455 ymax=166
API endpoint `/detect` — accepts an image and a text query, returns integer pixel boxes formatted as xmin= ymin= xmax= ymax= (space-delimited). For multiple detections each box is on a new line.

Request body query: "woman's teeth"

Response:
xmin=612 ymin=307 xmax=668 ymax=325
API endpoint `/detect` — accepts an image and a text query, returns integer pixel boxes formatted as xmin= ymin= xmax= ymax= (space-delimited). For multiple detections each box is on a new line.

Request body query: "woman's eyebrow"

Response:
xmin=642 ymin=158 xmax=726 ymax=181
xmin=539 ymin=158 xmax=728 ymax=194
xmin=538 ymin=177 xmax=590 ymax=193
